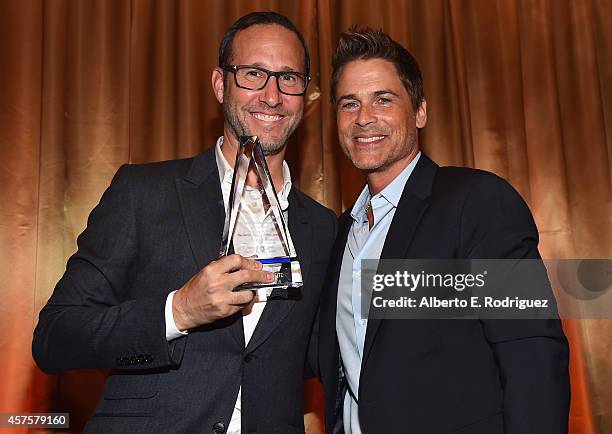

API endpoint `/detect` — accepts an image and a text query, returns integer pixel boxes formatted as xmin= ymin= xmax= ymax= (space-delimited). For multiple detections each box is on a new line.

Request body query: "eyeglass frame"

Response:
xmin=221 ymin=65 xmax=311 ymax=96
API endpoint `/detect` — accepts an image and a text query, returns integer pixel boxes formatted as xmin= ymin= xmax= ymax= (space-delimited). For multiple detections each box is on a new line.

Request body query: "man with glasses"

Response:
xmin=33 ymin=12 xmax=336 ymax=433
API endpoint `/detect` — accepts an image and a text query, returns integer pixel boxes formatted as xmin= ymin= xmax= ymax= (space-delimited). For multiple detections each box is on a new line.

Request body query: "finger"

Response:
xmin=242 ymin=257 xmax=263 ymax=270
xmin=214 ymin=254 xmax=262 ymax=273
xmin=228 ymin=289 xmax=256 ymax=306
xmin=239 ymin=293 xmax=258 ymax=315
xmin=232 ymin=256 xmax=263 ymax=272
xmin=228 ymin=269 xmax=275 ymax=288
xmin=207 ymin=254 xmax=241 ymax=274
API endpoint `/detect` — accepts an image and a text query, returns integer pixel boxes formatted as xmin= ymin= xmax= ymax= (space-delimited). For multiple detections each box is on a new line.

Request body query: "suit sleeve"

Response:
xmin=460 ymin=173 xmax=570 ymax=434
xmin=32 ymin=165 xmax=186 ymax=374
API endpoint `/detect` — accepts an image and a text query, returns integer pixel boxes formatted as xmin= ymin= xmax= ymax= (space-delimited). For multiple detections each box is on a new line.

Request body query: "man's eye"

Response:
xmin=377 ymin=97 xmax=391 ymax=104
xmin=244 ymin=69 xmax=264 ymax=78
xmin=280 ymin=74 xmax=297 ymax=82
xmin=341 ymin=101 xmax=358 ymax=109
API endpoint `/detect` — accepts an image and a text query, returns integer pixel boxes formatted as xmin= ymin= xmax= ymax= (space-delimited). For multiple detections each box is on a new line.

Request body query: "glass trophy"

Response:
xmin=220 ymin=135 xmax=303 ymax=297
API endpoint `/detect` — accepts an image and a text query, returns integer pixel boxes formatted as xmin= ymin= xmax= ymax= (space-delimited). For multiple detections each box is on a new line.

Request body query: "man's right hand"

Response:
xmin=172 ymin=254 xmax=275 ymax=330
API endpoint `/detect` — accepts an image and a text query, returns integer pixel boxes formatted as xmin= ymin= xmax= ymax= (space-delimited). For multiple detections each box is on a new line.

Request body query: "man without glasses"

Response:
xmin=318 ymin=27 xmax=570 ymax=434
xmin=33 ymin=12 xmax=336 ymax=434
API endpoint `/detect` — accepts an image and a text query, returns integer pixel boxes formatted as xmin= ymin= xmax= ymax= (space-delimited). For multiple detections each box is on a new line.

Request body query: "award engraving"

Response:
xmin=220 ymin=135 xmax=303 ymax=295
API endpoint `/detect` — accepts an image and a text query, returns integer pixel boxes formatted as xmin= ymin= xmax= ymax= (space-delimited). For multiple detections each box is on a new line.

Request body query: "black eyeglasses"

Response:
xmin=222 ymin=65 xmax=310 ymax=96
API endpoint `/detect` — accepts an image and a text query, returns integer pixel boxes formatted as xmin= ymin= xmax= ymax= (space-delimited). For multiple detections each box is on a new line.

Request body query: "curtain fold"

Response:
xmin=0 ymin=1 xmax=610 ymax=432
xmin=0 ymin=0 xmax=43 ymax=418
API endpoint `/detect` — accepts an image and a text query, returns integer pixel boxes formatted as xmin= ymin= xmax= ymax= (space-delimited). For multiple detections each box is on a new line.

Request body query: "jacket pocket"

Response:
xmin=103 ymin=372 xmax=160 ymax=399
xmin=84 ymin=414 xmax=152 ymax=434
xmin=91 ymin=373 xmax=159 ymax=419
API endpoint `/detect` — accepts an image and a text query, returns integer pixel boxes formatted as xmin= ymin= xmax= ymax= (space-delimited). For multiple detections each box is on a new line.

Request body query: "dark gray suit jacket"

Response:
xmin=33 ymin=148 xmax=337 ymax=434
xmin=319 ymin=153 xmax=570 ymax=434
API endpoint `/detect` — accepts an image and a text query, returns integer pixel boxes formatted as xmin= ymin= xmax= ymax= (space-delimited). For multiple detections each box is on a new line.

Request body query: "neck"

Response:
xmin=221 ymin=128 xmax=287 ymax=193
xmin=366 ymin=147 xmax=419 ymax=196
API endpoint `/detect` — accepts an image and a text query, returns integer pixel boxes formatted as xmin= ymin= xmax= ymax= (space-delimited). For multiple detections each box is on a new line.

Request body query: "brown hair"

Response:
xmin=331 ymin=26 xmax=424 ymax=109
xmin=219 ymin=11 xmax=309 ymax=76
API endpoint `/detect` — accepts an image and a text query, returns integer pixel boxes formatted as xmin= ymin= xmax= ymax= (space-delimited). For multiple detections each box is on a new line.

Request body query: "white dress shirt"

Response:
xmin=163 ymin=136 xmax=292 ymax=433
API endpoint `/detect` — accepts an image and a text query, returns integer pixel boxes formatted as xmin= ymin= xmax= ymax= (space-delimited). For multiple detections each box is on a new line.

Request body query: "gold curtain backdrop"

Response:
xmin=0 ymin=0 xmax=610 ymax=432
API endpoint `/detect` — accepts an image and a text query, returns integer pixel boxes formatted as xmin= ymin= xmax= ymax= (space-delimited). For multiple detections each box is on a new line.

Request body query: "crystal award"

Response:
xmin=220 ymin=135 xmax=303 ymax=293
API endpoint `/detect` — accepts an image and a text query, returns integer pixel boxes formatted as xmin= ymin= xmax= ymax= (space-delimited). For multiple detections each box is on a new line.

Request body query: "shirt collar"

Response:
xmin=214 ymin=136 xmax=293 ymax=210
xmin=350 ymin=151 xmax=421 ymax=222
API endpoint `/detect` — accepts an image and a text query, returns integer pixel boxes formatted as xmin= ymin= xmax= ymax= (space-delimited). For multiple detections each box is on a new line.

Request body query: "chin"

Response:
xmin=247 ymin=127 xmax=277 ymax=140
xmin=349 ymin=155 xmax=381 ymax=170
xmin=258 ymin=135 xmax=284 ymax=147
xmin=353 ymin=161 xmax=382 ymax=172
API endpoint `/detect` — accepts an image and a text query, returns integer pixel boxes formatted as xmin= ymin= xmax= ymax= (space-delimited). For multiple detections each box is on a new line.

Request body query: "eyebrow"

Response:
xmin=336 ymin=89 xmax=400 ymax=103
xmin=248 ymin=62 xmax=300 ymax=73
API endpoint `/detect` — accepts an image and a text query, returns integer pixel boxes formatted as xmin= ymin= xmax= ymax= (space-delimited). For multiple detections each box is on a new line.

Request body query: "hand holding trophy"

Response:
xmin=220 ymin=135 xmax=303 ymax=300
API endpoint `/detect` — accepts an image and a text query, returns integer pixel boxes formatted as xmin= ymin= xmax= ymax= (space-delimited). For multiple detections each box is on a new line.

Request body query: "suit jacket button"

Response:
xmin=212 ymin=421 xmax=225 ymax=433
xmin=244 ymin=354 xmax=253 ymax=363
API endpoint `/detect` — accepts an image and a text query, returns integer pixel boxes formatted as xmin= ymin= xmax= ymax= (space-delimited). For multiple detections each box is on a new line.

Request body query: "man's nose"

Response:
xmin=356 ymin=105 xmax=375 ymax=126
xmin=259 ymin=76 xmax=282 ymax=107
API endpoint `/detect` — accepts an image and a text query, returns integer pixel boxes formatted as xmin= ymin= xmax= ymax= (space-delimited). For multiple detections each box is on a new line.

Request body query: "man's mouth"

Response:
xmin=251 ymin=112 xmax=285 ymax=122
xmin=353 ymin=135 xmax=386 ymax=143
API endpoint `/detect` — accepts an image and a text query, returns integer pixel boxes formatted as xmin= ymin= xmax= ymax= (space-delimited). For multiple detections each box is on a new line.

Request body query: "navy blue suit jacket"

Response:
xmin=319 ymin=153 xmax=570 ymax=434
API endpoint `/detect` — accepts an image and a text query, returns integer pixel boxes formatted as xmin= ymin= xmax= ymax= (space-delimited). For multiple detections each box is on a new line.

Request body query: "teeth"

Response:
xmin=253 ymin=113 xmax=282 ymax=122
xmin=355 ymin=136 xmax=385 ymax=143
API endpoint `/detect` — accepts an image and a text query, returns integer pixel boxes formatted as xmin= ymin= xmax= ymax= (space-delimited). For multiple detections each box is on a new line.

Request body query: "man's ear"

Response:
xmin=416 ymin=100 xmax=427 ymax=128
xmin=212 ymin=68 xmax=225 ymax=103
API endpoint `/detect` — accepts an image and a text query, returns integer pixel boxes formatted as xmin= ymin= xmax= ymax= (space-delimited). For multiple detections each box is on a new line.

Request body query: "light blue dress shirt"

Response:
xmin=336 ymin=152 xmax=421 ymax=434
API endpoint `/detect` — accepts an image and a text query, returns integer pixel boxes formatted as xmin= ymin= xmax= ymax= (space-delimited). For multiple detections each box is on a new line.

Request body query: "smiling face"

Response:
xmin=212 ymin=24 xmax=305 ymax=155
xmin=335 ymin=58 xmax=426 ymax=183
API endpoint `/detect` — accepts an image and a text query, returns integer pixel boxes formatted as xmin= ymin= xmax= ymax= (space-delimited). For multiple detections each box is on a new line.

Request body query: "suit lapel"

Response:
xmin=361 ymin=154 xmax=438 ymax=368
xmin=320 ymin=210 xmax=352 ymax=378
xmin=175 ymin=148 xmax=225 ymax=269
xmin=245 ymin=190 xmax=310 ymax=354
xmin=175 ymin=148 xmax=245 ymax=348
xmin=287 ymin=190 xmax=312 ymax=285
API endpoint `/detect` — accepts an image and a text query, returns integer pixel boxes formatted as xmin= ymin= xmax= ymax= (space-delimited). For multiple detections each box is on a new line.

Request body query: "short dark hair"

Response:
xmin=331 ymin=27 xmax=424 ymax=109
xmin=219 ymin=11 xmax=310 ymax=76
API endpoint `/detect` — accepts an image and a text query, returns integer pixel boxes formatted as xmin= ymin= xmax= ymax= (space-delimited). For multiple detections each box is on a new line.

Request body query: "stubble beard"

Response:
xmin=222 ymin=96 xmax=302 ymax=156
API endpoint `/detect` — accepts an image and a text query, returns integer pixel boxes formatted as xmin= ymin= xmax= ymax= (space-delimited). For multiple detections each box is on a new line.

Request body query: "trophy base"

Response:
xmin=233 ymin=257 xmax=303 ymax=292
